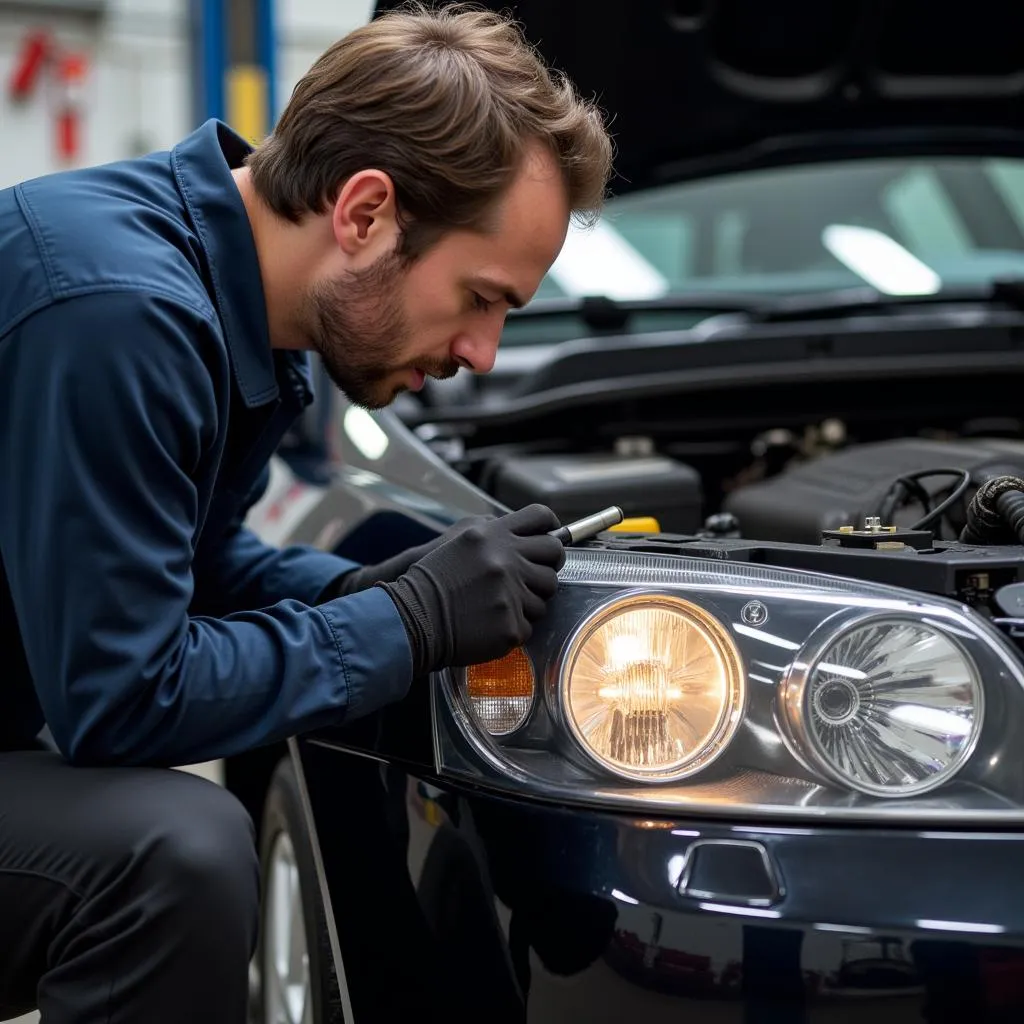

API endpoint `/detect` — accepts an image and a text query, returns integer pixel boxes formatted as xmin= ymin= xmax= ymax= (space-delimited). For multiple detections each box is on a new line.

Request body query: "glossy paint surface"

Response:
xmin=296 ymin=736 xmax=1024 ymax=1024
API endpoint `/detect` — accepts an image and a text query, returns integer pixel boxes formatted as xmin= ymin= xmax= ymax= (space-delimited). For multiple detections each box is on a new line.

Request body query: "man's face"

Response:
xmin=304 ymin=145 xmax=570 ymax=410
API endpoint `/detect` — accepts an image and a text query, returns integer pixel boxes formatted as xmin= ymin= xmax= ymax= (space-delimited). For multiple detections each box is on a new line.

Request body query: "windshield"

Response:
xmin=503 ymin=156 xmax=1024 ymax=343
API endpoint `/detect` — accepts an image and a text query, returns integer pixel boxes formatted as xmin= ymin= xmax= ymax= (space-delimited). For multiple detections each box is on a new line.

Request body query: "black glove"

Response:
xmin=377 ymin=504 xmax=566 ymax=676
xmin=316 ymin=515 xmax=496 ymax=601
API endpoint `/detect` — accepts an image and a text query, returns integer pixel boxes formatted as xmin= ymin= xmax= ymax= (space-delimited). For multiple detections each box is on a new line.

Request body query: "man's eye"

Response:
xmin=472 ymin=292 xmax=492 ymax=312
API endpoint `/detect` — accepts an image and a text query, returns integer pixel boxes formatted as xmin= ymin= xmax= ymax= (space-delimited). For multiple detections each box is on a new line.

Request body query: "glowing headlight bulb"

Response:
xmin=560 ymin=596 xmax=745 ymax=782
xmin=598 ymin=636 xmax=679 ymax=766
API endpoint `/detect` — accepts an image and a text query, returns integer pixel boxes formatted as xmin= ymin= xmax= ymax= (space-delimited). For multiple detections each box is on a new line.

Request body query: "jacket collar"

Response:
xmin=171 ymin=119 xmax=312 ymax=409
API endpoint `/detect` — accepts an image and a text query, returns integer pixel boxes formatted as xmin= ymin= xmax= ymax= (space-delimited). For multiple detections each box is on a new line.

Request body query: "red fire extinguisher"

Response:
xmin=7 ymin=29 xmax=90 ymax=166
xmin=7 ymin=29 xmax=51 ymax=101
xmin=53 ymin=52 xmax=88 ymax=165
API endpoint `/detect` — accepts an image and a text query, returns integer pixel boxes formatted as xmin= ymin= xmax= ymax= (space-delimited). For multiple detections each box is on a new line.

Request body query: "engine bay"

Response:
xmin=406 ymin=354 xmax=1024 ymax=629
xmin=480 ymin=435 xmax=1024 ymax=620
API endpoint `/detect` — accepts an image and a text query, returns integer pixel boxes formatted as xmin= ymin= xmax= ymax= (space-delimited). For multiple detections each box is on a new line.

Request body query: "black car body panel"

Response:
xmin=294 ymin=733 xmax=1024 ymax=1023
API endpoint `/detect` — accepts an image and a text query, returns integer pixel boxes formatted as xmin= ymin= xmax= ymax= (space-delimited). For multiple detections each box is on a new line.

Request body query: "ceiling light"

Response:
xmin=822 ymin=224 xmax=941 ymax=295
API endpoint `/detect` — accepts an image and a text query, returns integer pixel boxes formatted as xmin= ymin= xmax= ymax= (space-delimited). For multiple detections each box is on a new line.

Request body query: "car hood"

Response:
xmin=373 ymin=1 xmax=1024 ymax=193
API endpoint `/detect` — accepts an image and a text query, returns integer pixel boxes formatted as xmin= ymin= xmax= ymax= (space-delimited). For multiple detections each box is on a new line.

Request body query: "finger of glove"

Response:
xmin=510 ymin=601 xmax=533 ymax=644
xmin=501 ymin=503 xmax=561 ymax=537
xmin=514 ymin=533 xmax=567 ymax=571
xmin=455 ymin=603 xmax=528 ymax=666
xmin=520 ymin=588 xmax=549 ymax=622
xmin=447 ymin=514 xmax=496 ymax=539
xmin=519 ymin=561 xmax=560 ymax=601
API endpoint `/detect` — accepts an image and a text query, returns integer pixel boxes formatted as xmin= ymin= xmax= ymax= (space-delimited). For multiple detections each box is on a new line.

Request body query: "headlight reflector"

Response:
xmin=559 ymin=593 xmax=746 ymax=781
xmin=780 ymin=616 xmax=983 ymax=797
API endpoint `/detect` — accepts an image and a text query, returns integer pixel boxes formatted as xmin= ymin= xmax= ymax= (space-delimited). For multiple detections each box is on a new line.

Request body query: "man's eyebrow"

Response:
xmin=474 ymin=277 xmax=526 ymax=309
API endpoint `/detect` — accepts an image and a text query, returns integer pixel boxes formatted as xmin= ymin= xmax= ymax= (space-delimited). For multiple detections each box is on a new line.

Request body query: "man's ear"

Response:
xmin=331 ymin=169 xmax=399 ymax=257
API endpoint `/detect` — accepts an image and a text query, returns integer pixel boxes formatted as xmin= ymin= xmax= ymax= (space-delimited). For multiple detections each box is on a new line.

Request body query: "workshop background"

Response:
xmin=0 ymin=0 xmax=375 ymax=189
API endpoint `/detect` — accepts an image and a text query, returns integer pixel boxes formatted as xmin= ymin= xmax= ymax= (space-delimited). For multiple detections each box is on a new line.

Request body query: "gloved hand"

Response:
xmin=316 ymin=515 xmax=496 ymax=601
xmin=376 ymin=504 xmax=566 ymax=675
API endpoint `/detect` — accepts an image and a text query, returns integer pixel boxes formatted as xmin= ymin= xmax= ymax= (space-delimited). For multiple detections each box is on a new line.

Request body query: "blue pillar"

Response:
xmin=257 ymin=0 xmax=278 ymax=125
xmin=190 ymin=0 xmax=276 ymax=136
xmin=189 ymin=0 xmax=225 ymax=126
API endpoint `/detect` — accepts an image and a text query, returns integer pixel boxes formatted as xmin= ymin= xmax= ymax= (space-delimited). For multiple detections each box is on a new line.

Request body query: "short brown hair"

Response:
xmin=246 ymin=1 xmax=613 ymax=259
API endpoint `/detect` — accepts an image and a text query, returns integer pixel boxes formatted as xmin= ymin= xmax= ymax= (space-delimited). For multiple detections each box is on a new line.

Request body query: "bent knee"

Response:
xmin=142 ymin=775 xmax=258 ymax=909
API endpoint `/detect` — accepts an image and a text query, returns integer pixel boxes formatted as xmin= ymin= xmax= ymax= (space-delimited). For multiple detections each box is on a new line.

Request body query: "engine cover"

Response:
xmin=488 ymin=452 xmax=703 ymax=533
xmin=723 ymin=437 xmax=1024 ymax=545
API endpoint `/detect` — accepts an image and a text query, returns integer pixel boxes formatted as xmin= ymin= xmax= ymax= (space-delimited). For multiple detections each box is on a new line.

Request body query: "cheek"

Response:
xmin=400 ymin=290 xmax=468 ymax=346
xmin=401 ymin=257 xmax=467 ymax=322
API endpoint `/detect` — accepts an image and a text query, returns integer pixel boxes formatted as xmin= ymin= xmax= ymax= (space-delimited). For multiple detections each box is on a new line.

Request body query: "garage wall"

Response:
xmin=0 ymin=0 xmax=375 ymax=189
xmin=0 ymin=0 xmax=190 ymax=187
xmin=276 ymin=0 xmax=373 ymax=110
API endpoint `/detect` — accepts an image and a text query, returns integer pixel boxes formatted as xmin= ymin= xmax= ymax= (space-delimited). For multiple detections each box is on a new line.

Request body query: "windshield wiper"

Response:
xmin=506 ymin=280 xmax=1024 ymax=334
xmin=748 ymin=279 xmax=1024 ymax=324
xmin=507 ymin=292 xmax=773 ymax=332
xmin=509 ymin=280 xmax=1024 ymax=333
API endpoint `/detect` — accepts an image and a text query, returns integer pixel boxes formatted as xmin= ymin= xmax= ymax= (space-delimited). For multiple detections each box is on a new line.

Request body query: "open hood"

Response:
xmin=374 ymin=1 xmax=1024 ymax=193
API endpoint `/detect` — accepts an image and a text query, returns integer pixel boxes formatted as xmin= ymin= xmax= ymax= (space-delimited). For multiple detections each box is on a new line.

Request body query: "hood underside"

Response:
xmin=375 ymin=0 xmax=1024 ymax=193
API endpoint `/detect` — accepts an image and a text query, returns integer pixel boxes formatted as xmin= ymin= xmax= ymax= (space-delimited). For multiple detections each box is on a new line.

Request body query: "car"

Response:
xmin=228 ymin=3 xmax=1024 ymax=1022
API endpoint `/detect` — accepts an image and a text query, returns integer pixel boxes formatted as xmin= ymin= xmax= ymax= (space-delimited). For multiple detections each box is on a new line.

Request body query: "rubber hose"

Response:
xmin=996 ymin=489 xmax=1024 ymax=545
xmin=960 ymin=475 xmax=1024 ymax=545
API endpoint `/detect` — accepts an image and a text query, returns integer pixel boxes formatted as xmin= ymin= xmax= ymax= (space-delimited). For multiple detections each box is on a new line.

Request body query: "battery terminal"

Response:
xmin=823 ymin=517 xmax=933 ymax=551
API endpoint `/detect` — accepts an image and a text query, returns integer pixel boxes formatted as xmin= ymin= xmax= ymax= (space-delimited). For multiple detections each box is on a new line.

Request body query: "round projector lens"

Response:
xmin=782 ymin=616 xmax=983 ymax=796
xmin=559 ymin=594 xmax=745 ymax=782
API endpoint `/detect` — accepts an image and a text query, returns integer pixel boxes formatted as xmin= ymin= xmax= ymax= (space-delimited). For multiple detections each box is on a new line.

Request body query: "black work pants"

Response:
xmin=0 ymin=750 xmax=259 ymax=1023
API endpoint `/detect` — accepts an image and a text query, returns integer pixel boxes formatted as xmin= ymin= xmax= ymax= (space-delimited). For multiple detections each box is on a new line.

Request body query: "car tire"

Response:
xmin=254 ymin=756 xmax=345 ymax=1024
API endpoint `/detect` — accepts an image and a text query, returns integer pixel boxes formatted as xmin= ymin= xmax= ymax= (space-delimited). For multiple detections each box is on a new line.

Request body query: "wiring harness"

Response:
xmin=874 ymin=468 xmax=972 ymax=538
xmin=960 ymin=475 xmax=1024 ymax=546
xmin=874 ymin=468 xmax=1024 ymax=545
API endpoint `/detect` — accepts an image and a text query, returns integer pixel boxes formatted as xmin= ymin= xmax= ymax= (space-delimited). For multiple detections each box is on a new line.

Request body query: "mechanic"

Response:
xmin=0 ymin=3 xmax=613 ymax=1021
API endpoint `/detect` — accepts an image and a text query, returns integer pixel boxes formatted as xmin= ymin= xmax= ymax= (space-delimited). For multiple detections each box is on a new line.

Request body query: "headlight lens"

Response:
xmin=559 ymin=593 xmax=746 ymax=781
xmin=780 ymin=616 xmax=984 ymax=796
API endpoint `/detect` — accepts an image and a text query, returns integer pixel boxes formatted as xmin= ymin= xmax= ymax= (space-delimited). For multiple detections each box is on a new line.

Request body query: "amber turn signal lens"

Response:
xmin=466 ymin=647 xmax=535 ymax=736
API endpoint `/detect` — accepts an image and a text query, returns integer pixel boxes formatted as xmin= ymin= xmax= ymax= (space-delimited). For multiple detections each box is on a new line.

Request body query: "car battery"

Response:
xmin=490 ymin=453 xmax=703 ymax=534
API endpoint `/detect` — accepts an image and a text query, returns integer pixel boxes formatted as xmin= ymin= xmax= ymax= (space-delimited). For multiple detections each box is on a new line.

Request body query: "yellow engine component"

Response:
xmin=608 ymin=516 xmax=661 ymax=534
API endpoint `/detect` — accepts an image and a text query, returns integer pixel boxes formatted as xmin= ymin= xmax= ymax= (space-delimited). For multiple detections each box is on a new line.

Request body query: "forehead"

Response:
xmin=426 ymin=145 xmax=570 ymax=295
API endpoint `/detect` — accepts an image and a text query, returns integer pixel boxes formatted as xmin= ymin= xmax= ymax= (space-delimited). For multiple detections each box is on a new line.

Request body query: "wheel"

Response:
xmin=254 ymin=756 xmax=344 ymax=1024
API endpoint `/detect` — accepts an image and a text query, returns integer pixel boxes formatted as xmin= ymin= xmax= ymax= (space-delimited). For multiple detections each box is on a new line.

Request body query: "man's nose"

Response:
xmin=450 ymin=325 xmax=501 ymax=375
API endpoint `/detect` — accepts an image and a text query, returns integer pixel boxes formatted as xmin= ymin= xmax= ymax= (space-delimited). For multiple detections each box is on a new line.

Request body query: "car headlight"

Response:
xmin=778 ymin=614 xmax=983 ymax=797
xmin=559 ymin=593 xmax=745 ymax=782
xmin=435 ymin=548 xmax=1024 ymax=823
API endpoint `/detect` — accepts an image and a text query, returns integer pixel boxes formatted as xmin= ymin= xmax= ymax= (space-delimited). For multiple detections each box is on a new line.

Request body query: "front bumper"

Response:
xmin=296 ymin=737 xmax=1024 ymax=1024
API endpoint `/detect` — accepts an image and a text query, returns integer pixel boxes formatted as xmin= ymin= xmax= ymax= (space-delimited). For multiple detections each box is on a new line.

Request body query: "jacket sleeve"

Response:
xmin=0 ymin=291 xmax=413 ymax=767
xmin=190 ymin=463 xmax=359 ymax=618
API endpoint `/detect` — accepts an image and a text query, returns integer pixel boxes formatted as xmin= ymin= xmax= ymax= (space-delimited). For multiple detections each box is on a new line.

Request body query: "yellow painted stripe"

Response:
xmin=226 ymin=64 xmax=268 ymax=144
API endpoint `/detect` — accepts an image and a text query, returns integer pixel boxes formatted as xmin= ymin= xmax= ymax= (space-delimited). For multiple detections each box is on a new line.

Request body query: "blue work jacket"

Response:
xmin=0 ymin=120 xmax=413 ymax=766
